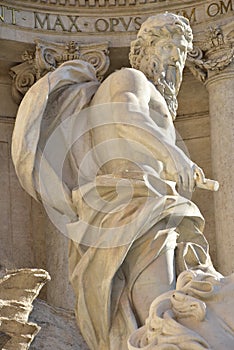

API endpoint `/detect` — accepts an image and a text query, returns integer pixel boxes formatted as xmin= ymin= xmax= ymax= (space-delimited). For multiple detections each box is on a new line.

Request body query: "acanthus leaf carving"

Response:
xmin=10 ymin=39 xmax=110 ymax=104
xmin=186 ymin=46 xmax=207 ymax=83
xmin=186 ymin=26 xmax=234 ymax=83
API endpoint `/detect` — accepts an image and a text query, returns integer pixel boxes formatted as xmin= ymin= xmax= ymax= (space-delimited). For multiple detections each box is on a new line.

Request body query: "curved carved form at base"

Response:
xmin=128 ymin=270 xmax=234 ymax=350
xmin=10 ymin=39 xmax=109 ymax=104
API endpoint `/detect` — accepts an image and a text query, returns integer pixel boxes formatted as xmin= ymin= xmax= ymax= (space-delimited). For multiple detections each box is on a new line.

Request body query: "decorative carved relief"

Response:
xmin=10 ymin=39 xmax=109 ymax=104
xmin=186 ymin=26 xmax=234 ymax=83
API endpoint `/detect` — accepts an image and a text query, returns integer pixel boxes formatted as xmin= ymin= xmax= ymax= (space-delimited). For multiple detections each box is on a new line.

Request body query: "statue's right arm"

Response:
xmin=105 ymin=68 xmax=198 ymax=192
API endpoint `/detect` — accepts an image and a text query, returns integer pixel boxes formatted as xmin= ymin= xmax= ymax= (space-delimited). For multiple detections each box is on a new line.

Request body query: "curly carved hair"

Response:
xmin=129 ymin=13 xmax=193 ymax=70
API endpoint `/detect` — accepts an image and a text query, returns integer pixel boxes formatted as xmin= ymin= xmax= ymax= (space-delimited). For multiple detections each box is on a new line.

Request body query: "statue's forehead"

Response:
xmin=150 ymin=33 xmax=189 ymax=47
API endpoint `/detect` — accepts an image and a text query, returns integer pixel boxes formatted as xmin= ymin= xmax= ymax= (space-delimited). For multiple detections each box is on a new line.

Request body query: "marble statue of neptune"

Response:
xmin=12 ymin=12 xmax=234 ymax=350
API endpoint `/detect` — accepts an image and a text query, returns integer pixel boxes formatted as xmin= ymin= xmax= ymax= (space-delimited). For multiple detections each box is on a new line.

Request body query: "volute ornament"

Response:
xmin=10 ymin=39 xmax=109 ymax=104
xmin=186 ymin=26 xmax=234 ymax=83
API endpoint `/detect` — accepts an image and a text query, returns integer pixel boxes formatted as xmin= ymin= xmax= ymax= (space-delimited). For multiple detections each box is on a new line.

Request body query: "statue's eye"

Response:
xmin=164 ymin=44 xmax=173 ymax=50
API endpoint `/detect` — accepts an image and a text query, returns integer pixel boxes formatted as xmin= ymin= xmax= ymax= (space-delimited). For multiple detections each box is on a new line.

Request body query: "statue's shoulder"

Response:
xmin=105 ymin=68 xmax=150 ymax=99
xmin=92 ymin=68 xmax=150 ymax=104
xmin=108 ymin=67 xmax=149 ymax=88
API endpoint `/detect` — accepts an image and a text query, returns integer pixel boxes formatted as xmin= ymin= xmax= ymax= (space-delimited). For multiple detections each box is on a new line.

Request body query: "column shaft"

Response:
xmin=206 ymin=66 xmax=234 ymax=275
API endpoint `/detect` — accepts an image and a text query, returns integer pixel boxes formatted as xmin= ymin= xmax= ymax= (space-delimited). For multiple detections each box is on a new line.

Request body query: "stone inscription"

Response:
xmin=34 ymin=13 xmax=142 ymax=32
xmin=206 ymin=0 xmax=233 ymax=16
xmin=0 ymin=1 xmax=233 ymax=33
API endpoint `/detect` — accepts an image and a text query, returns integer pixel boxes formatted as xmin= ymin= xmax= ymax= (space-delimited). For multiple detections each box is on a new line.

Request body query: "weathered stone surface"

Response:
xmin=29 ymin=299 xmax=89 ymax=350
xmin=0 ymin=268 xmax=50 ymax=350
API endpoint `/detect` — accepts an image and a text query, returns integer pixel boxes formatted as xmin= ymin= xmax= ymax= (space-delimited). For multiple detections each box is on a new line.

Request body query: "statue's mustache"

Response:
xmin=145 ymin=57 xmax=180 ymax=93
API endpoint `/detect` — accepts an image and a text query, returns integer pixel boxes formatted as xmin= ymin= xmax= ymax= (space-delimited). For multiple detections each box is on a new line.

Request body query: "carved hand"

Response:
xmin=165 ymin=146 xmax=198 ymax=193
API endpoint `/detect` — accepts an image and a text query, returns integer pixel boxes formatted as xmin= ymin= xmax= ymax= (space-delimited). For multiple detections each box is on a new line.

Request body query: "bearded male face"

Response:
xmin=133 ymin=33 xmax=189 ymax=120
xmin=139 ymin=33 xmax=188 ymax=95
xmin=129 ymin=13 xmax=193 ymax=119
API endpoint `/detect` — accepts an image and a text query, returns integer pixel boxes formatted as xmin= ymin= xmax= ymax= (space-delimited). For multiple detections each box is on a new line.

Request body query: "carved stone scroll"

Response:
xmin=186 ymin=26 xmax=234 ymax=83
xmin=10 ymin=39 xmax=109 ymax=104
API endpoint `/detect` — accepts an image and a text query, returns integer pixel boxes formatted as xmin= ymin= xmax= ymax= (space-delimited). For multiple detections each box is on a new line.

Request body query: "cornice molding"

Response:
xmin=2 ymin=0 xmax=203 ymax=11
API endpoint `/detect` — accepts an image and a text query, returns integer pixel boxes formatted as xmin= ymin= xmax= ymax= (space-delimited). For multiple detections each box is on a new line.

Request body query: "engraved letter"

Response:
xmin=177 ymin=8 xmax=197 ymax=23
xmin=134 ymin=17 xmax=142 ymax=31
xmin=34 ymin=12 xmax=51 ymax=29
xmin=220 ymin=0 xmax=233 ymax=14
xmin=0 ymin=5 xmax=5 ymax=22
xmin=207 ymin=3 xmax=220 ymax=17
xmin=95 ymin=18 xmax=109 ymax=32
xmin=109 ymin=18 xmax=120 ymax=32
xmin=53 ymin=15 xmax=66 ymax=31
xmin=68 ymin=16 xmax=81 ymax=32
xmin=8 ymin=7 xmax=19 ymax=25
xmin=119 ymin=17 xmax=132 ymax=31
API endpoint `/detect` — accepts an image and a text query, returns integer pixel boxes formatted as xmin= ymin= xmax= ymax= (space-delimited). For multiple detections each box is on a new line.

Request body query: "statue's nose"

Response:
xmin=171 ymin=47 xmax=180 ymax=62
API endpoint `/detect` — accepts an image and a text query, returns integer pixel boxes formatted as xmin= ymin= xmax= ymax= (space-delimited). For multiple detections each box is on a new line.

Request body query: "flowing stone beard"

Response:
xmin=140 ymin=55 xmax=181 ymax=120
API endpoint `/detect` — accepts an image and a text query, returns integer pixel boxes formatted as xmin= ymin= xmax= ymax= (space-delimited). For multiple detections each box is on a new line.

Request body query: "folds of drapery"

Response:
xmin=68 ymin=172 xmax=212 ymax=350
xmin=12 ymin=59 xmax=100 ymax=222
